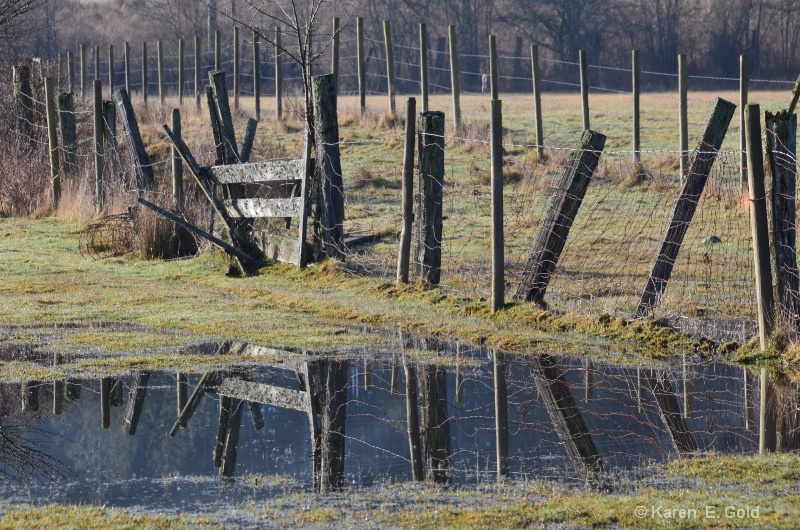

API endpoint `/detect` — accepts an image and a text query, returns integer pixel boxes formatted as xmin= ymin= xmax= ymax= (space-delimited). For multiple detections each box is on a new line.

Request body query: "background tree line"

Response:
xmin=2 ymin=0 xmax=798 ymax=91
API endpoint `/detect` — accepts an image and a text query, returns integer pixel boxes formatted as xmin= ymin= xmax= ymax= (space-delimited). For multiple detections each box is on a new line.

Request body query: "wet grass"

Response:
xmin=0 ymin=505 xmax=197 ymax=529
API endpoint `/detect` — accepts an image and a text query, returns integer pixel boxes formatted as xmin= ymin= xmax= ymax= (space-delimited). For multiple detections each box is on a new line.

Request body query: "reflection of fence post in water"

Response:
xmin=53 ymin=354 xmax=63 ymax=416
xmin=22 ymin=381 xmax=39 ymax=413
xmin=744 ymin=368 xmax=754 ymax=430
xmin=123 ymin=372 xmax=151 ymax=435
xmin=759 ymin=367 xmax=777 ymax=454
xmin=177 ymin=372 xmax=188 ymax=427
xmin=101 ymin=377 xmax=111 ymax=428
xmin=636 ymin=366 xmax=644 ymax=413
xmin=493 ymin=350 xmax=509 ymax=480
xmin=682 ymin=355 xmax=693 ymax=419
xmin=421 ymin=364 xmax=451 ymax=483
xmin=779 ymin=379 xmax=800 ymax=451
xmin=214 ymin=395 xmax=244 ymax=478
xmin=321 ymin=359 xmax=348 ymax=492
xmin=403 ymin=356 xmax=424 ymax=481
xmin=643 ymin=369 xmax=696 ymax=455
xmin=584 ymin=359 xmax=593 ymax=403
xmin=455 ymin=342 xmax=464 ymax=404
xmin=529 ymin=354 xmax=603 ymax=482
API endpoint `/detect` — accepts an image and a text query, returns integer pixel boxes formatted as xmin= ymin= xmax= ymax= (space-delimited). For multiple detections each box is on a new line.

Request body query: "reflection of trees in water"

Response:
xmin=0 ymin=418 xmax=69 ymax=482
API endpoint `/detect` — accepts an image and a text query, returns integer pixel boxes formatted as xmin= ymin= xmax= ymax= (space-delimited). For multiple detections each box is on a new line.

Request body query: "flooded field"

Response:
xmin=2 ymin=336 xmax=797 ymax=526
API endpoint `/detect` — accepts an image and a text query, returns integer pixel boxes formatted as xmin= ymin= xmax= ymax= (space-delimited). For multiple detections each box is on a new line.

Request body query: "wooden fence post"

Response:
xmin=382 ymin=20 xmax=396 ymax=115
xmin=101 ymin=376 xmax=111 ymax=428
xmin=124 ymin=42 xmax=130 ymax=96
xmin=178 ymin=38 xmax=185 ymax=106
xmin=108 ymin=44 xmax=114 ymax=95
xmin=682 ymin=354 xmax=693 ymax=419
xmin=215 ymin=30 xmax=221 ymax=71
xmin=356 ymin=17 xmax=365 ymax=115
xmin=103 ymin=100 xmax=118 ymax=180
xmin=313 ymin=74 xmax=345 ymax=259
xmin=195 ymin=35 xmax=201 ymax=110
xmin=579 ymin=49 xmax=589 ymax=131
xmin=67 ymin=51 xmax=74 ymax=93
xmin=679 ymin=53 xmax=688 ymax=178
xmin=253 ymin=27 xmax=260 ymax=120
xmin=765 ymin=109 xmax=799 ymax=321
xmin=421 ymin=364 xmax=451 ymax=483
xmin=157 ymin=40 xmax=164 ymax=104
xmin=275 ymin=27 xmax=282 ymax=120
xmin=740 ymin=55 xmax=748 ymax=189
xmin=44 ymin=78 xmax=60 ymax=208
xmin=233 ymin=26 xmax=240 ymax=111
xmin=632 ymin=49 xmax=640 ymax=165
xmin=93 ymin=80 xmax=104 ymax=213
xmin=491 ymin=99 xmax=504 ymax=312
xmin=644 ymin=369 xmax=697 ymax=455
xmin=57 ymin=53 xmax=63 ymax=91
xmin=142 ymin=42 xmax=148 ymax=104
xmin=448 ymin=25 xmax=461 ymax=133
xmin=531 ymin=45 xmax=544 ymax=159
xmin=745 ymin=103 xmax=775 ymax=350
xmin=80 ymin=44 xmax=86 ymax=98
xmin=415 ymin=111 xmax=446 ymax=285
xmin=58 ymin=93 xmax=77 ymax=178
xmin=419 ymin=23 xmax=429 ymax=112
xmin=94 ymin=45 xmax=100 ymax=81
xmin=331 ymin=17 xmax=340 ymax=88
xmin=489 ymin=35 xmax=498 ymax=100
xmin=397 ymin=97 xmax=416 ymax=283
xmin=759 ymin=367 xmax=777 ymax=453
xmin=494 ymin=349 xmax=509 ymax=480
xmin=403 ymin=356 xmax=424 ymax=480
xmin=114 ymin=88 xmax=155 ymax=192
xmin=636 ymin=98 xmax=736 ymax=317
xmin=13 ymin=65 xmax=33 ymax=150
xmin=320 ymin=360 xmax=349 ymax=492
xmin=172 ymin=108 xmax=183 ymax=208
xmin=53 ymin=354 xmax=63 ymax=416
xmin=514 ymin=130 xmax=607 ymax=303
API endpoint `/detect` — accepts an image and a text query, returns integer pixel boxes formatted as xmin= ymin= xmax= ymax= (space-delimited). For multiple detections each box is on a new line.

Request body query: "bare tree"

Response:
xmin=0 ymin=0 xmax=45 ymax=31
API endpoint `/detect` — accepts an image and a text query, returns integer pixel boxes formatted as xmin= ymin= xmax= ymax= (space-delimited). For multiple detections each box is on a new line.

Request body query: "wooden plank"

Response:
xmin=222 ymin=197 xmax=302 ymax=219
xmin=217 ymin=377 xmax=307 ymax=411
xmin=209 ymin=159 xmax=303 ymax=184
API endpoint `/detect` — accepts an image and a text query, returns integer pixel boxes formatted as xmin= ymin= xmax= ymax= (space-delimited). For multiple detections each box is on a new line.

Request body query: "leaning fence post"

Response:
xmin=313 ymin=74 xmax=345 ymax=259
xmin=491 ymin=99 xmax=504 ymax=312
xmin=740 ymin=55 xmax=748 ymax=189
xmin=632 ymin=49 xmax=640 ymax=165
xmin=233 ymin=26 xmax=240 ymax=111
xmin=114 ymin=88 xmax=155 ymax=193
xmin=58 ymin=92 xmax=78 ymax=178
xmin=419 ymin=23 xmax=429 ymax=112
xmin=531 ymin=45 xmax=543 ymax=159
xmin=514 ymin=130 xmax=607 ymax=304
xmin=489 ymin=35 xmax=498 ymax=100
xmin=178 ymin=38 xmax=185 ymax=106
xmin=383 ymin=20 xmax=396 ymax=115
xmin=765 ymin=109 xmax=798 ymax=321
xmin=678 ymin=54 xmax=688 ymax=178
xmin=356 ymin=17 xmax=365 ymax=115
xmin=415 ymin=111 xmax=446 ymax=285
xmin=397 ymin=97 xmax=416 ymax=283
xmin=172 ymin=109 xmax=183 ymax=208
xmin=636 ymin=98 xmax=736 ymax=317
xmin=93 ymin=79 xmax=104 ymax=214
xmin=275 ymin=26 xmax=282 ymax=120
xmin=579 ymin=49 xmax=589 ymax=131
xmin=157 ymin=40 xmax=164 ymax=104
xmin=44 ymin=77 xmax=60 ymax=209
xmin=448 ymin=25 xmax=461 ymax=133
xmin=253 ymin=27 xmax=261 ymax=120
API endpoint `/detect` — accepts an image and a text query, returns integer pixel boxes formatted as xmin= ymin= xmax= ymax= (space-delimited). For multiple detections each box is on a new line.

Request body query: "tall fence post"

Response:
xmin=93 ymin=79 xmax=104 ymax=214
xmin=58 ymin=93 xmax=78 ymax=178
xmin=579 ymin=49 xmax=589 ymax=131
xmin=215 ymin=30 xmax=221 ymax=71
xmin=13 ymin=65 xmax=33 ymax=149
xmin=178 ymin=38 xmax=185 ymax=106
xmin=253 ymin=27 xmax=260 ymax=120
xmin=679 ymin=53 xmax=688 ymax=178
xmin=67 ymin=51 xmax=74 ymax=94
xmin=275 ymin=26 xmax=282 ymax=120
xmin=195 ymin=35 xmax=201 ymax=110
xmin=397 ymin=97 xmax=416 ymax=283
xmin=331 ymin=17 xmax=340 ymax=88
xmin=233 ymin=26 xmax=240 ymax=111
xmin=740 ymin=55 xmax=748 ymax=189
xmin=494 ymin=349 xmax=509 ymax=480
xmin=489 ymin=35 xmax=498 ymax=100
xmin=103 ymin=100 xmax=118 ymax=179
xmin=57 ymin=53 xmax=63 ymax=91
xmin=114 ymin=88 xmax=155 ymax=192
xmin=531 ymin=45 xmax=543 ymax=159
xmin=765 ymin=109 xmax=799 ymax=321
xmin=142 ymin=42 xmax=148 ymax=104
xmin=157 ymin=40 xmax=164 ymax=104
xmin=44 ymin=77 xmax=60 ymax=209
xmin=632 ymin=49 xmax=640 ymax=165
xmin=172 ymin=108 xmax=183 ymax=208
xmin=448 ymin=25 xmax=461 ymax=133
xmin=356 ymin=17 xmax=365 ymax=115
xmin=415 ymin=111 xmax=446 ymax=285
xmin=313 ymin=74 xmax=345 ymax=259
xmin=383 ymin=20 xmax=396 ymax=115
xmin=80 ymin=44 xmax=86 ymax=98
xmin=491 ymin=99 xmax=504 ymax=312
xmin=419 ymin=23 xmax=429 ymax=113
xmin=514 ymin=130 xmax=607 ymax=303
xmin=124 ymin=42 xmax=131 ymax=96
xmin=636 ymin=98 xmax=736 ymax=317
xmin=94 ymin=45 xmax=100 ymax=81
xmin=108 ymin=44 xmax=114 ymax=95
